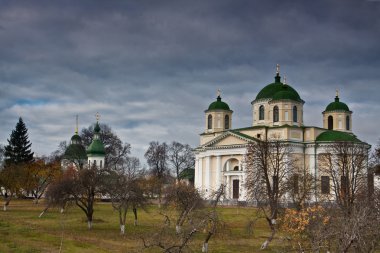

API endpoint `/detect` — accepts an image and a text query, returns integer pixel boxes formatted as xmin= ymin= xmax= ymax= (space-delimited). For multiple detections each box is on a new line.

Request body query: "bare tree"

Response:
xmin=244 ymin=138 xmax=295 ymax=249
xmin=318 ymin=141 xmax=369 ymax=215
xmin=46 ymin=164 xmax=107 ymax=229
xmin=145 ymin=141 xmax=169 ymax=206
xmin=105 ymin=156 xmax=147 ymax=234
xmin=286 ymin=166 xmax=315 ymax=211
xmin=167 ymin=142 xmax=195 ymax=182
xmin=142 ymin=185 xmax=224 ymax=253
xmin=163 ymin=182 xmax=203 ymax=234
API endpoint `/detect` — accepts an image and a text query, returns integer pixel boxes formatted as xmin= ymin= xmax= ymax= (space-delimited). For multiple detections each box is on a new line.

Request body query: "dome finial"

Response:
xmin=75 ymin=115 xmax=79 ymax=134
xmin=336 ymin=89 xmax=339 ymax=98
xmin=283 ymin=76 xmax=287 ymax=85
xmin=274 ymin=64 xmax=281 ymax=83
xmin=217 ymin=89 xmax=221 ymax=97
xmin=95 ymin=112 xmax=100 ymax=122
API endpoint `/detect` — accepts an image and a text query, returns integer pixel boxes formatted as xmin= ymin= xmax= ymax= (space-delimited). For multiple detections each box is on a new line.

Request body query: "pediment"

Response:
xmin=202 ymin=131 xmax=257 ymax=148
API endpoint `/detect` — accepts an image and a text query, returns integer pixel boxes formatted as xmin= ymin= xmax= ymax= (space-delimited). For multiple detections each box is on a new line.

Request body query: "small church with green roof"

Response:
xmin=194 ymin=65 xmax=369 ymax=201
xmin=62 ymin=116 xmax=105 ymax=171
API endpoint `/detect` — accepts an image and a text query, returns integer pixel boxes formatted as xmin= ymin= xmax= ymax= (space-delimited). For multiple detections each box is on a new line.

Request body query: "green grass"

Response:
xmin=0 ymin=200 xmax=287 ymax=253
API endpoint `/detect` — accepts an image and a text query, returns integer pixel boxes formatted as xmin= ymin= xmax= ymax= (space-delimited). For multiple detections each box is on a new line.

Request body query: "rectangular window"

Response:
xmin=321 ymin=176 xmax=330 ymax=194
xmin=285 ymin=111 xmax=289 ymax=121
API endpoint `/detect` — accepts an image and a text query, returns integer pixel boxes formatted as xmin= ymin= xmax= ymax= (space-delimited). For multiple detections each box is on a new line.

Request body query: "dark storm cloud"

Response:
xmin=0 ymin=0 xmax=379 ymax=161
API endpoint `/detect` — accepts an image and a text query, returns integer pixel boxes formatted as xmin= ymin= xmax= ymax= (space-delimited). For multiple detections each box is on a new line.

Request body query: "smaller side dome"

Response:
xmin=207 ymin=95 xmax=230 ymax=111
xmin=325 ymin=94 xmax=350 ymax=112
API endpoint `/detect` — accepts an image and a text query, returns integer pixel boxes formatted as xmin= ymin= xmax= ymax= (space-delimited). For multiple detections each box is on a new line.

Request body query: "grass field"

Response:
xmin=0 ymin=200 xmax=290 ymax=253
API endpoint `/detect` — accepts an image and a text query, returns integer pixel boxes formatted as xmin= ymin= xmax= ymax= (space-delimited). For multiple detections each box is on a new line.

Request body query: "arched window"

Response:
xmin=346 ymin=116 xmax=350 ymax=130
xmin=293 ymin=106 xmax=297 ymax=122
xmin=328 ymin=116 xmax=333 ymax=130
xmin=100 ymin=160 xmax=103 ymax=168
xmin=207 ymin=115 xmax=212 ymax=129
xmin=233 ymin=166 xmax=239 ymax=171
xmin=259 ymin=105 xmax=264 ymax=120
xmin=273 ymin=106 xmax=279 ymax=122
xmin=225 ymin=115 xmax=230 ymax=129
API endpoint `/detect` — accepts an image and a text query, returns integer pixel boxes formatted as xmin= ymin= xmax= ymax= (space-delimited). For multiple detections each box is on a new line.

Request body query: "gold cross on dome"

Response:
xmin=75 ymin=115 xmax=79 ymax=134
xmin=95 ymin=112 xmax=100 ymax=122
xmin=217 ymin=89 xmax=221 ymax=97
xmin=336 ymin=89 xmax=339 ymax=97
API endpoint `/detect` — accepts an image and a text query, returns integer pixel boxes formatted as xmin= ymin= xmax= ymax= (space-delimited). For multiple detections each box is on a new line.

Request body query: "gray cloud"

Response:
xmin=0 ymin=0 xmax=379 ymax=163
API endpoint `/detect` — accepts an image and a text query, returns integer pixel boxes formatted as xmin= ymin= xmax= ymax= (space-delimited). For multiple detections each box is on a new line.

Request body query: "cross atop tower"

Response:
xmin=75 ymin=115 xmax=79 ymax=134
xmin=95 ymin=112 xmax=100 ymax=122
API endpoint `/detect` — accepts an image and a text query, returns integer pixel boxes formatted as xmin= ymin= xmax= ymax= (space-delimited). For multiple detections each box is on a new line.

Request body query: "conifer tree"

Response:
xmin=4 ymin=117 xmax=34 ymax=165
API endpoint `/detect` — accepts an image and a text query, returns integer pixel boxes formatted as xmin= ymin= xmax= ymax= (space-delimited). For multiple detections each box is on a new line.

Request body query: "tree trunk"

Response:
xmin=202 ymin=243 xmax=208 ymax=252
xmin=176 ymin=225 xmax=182 ymax=234
xmin=120 ymin=224 xmax=125 ymax=235
xmin=260 ymin=218 xmax=276 ymax=250
xmin=39 ymin=205 xmax=50 ymax=218
xmin=87 ymin=220 xmax=92 ymax=230
xmin=133 ymin=207 xmax=138 ymax=226
xmin=3 ymin=198 xmax=11 ymax=211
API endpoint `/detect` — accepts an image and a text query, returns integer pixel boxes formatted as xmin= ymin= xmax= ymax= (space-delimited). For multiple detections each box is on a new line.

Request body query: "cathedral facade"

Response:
xmin=194 ymin=67 xmax=369 ymax=201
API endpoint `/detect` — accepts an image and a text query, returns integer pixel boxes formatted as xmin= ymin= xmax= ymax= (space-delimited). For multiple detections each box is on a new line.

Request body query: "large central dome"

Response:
xmin=255 ymin=74 xmax=303 ymax=102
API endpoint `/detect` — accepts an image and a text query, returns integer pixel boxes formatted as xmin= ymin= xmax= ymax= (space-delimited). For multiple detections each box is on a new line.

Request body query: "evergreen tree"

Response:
xmin=4 ymin=117 xmax=34 ymax=165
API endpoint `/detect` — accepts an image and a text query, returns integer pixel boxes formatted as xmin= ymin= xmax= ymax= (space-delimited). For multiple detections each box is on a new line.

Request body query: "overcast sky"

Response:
xmin=0 ymin=0 xmax=379 ymax=163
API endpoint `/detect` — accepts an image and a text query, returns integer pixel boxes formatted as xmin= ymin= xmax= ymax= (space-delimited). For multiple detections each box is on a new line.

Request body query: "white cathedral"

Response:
xmin=194 ymin=66 xmax=370 ymax=201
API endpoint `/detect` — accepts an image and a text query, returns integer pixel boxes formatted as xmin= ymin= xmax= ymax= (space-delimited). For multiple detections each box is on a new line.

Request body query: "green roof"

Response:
xmin=316 ymin=130 xmax=360 ymax=142
xmin=87 ymin=139 xmax=105 ymax=155
xmin=64 ymin=144 xmax=87 ymax=160
xmin=70 ymin=134 xmax=82 ymax=143
xmin=325 ymin=96 xmax=350 ymax=112
xmin=87 ymin=122 xmax=105 ymax=155
xmin=207 ymin=95 xmax=230 ymax=111
xmin=255 ymin=74 xmax=302 ymax=102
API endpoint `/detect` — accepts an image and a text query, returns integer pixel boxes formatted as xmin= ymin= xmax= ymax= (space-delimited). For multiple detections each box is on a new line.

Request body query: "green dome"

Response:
xmin=207 ymin=96 xmax=230 ymax=111
xmin=87 ymin=139 xmax=105 ymax=155
xmin=325 ymin=96 xmax=350 ymax=112
xmin=87 ymin=122 xmax=105 ymax=156
xmin=64 ymin=143 xmax=87 ymax=160
xmin=255 ymin=74 xmax=302 ymax=102
xmin=316 ymin=130 xmax=360 ymax=142
xmin=70 ymin=134 xmax=82 ymax=143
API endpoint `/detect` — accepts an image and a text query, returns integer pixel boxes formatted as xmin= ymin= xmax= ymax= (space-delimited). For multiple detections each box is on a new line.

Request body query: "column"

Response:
xmin=226 ymin=175 xmax=230 ymax=199
xmin=216 ymin=156 xmax=222 ymax=190
xmin=194 ymin=159 xmax=199 ymax=188
xmin=198 ymin=157 xmax=203 ymax=190
xmin=205 ymin=156 xmax=211 ymax=195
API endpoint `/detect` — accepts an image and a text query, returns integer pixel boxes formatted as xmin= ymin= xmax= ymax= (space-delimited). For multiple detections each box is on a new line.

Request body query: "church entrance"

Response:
xmin=232 ymin=180 xmax=239 ymax=199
